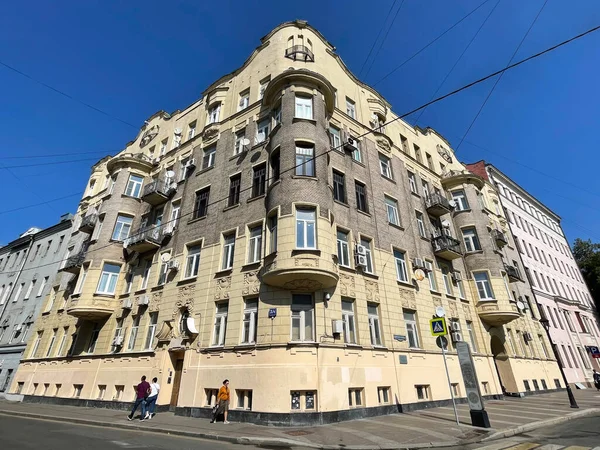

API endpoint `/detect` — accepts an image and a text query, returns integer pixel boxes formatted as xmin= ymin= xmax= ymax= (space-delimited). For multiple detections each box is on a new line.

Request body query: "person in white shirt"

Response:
xmin=145 ymin=377 xmax=160 ymax=419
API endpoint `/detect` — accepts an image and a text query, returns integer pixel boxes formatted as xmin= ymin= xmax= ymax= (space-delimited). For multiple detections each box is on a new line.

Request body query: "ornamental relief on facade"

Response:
xmin=399 ymin=288 xmax=416 ymax=310
xmin=365 ymin=280 xmax=380 ymax=302
xmin=432 ymin=296 xmax=443 ymax=309
xmin=295 ymin=257 xmax=318 ymax=268
xmin=215 ymin=276 xmax=232 ymax=300
xmin=282 ymin=278 xmax=323 ymax=291
xmin=339 ymin=273 xmax=355 ymax=297
xmin=448 ymin=300 xmax=458 ymax=318
xmin=462 ymin=303 xmax=473 ymax=321
xmin=479 ymin=303 xmax=499 ymax=312
xmin=242 ymin=271 xmax=260 ymax=296
xmin=173 ymin=297 xmax=195 ymax=319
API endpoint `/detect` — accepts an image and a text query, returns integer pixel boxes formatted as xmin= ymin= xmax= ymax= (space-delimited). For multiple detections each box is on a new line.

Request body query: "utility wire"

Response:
xmin=0 ymin=60 xmax=138 ymax=129
xmin=455 ymin=0 xmax=549 ymax=150
xmin=2 ymin=21 xmax=599 ymax=276
xmin=373 ymin=0 xmax=492 ymax=87
xmin=358 ymin=0 xmax=400 ymax=77
xmin=1 ymin=150 xmax=110 ymax=160
xmin=1 ymin=157 xmax=106 ymax=169
xmin=0 ymin=192 xmax=83 ymax=215
xmin=363 ymin=0 xmax=406 ymax=78
xmin=414 ymin=0 xmax=502 ymax=125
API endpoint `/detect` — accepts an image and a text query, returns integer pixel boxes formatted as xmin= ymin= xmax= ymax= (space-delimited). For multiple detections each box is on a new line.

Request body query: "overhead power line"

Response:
xmin=1 ymin=157 xmax=105 ymax=169
xmin=0 ymin=192 xmax=83 ymax=215
xmin=2 ymin=22 xmax=599 ymax=276
xmin=1 ymin=150 xmax=110 ymax=160
xmin=358 ymin=0 xmax=400 ymax=77
xmin=0 ymin=60 xmax=138 ymax=129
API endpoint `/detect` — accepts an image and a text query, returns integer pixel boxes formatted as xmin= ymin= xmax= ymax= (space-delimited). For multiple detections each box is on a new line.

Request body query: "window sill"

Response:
xmin=242 ymin=262 xmax=261 ymax=271
xmin=338 ymin=265 xmax=355 ymax=273
xmin=397 ymin=280 xmax=415 ymax=289
xmin=351 ymin=159 xmax=365 ymax=168
xmin=287 ymin=341 xmax=318 ymax=346
xmin=70 ymin=293 xmax=81 ymax=299
xmin=121 ymin=194 xmax=142 ymax=201
xmin=410 ymin=191 xmax=420 ymax=198
xmin=188 ymin=216 xmax=207 ymax=225
xmin=195 ymin=166 xmax=214 ymax=176
xmin=247 ymin=194 xmax=265 ymax=204
xmin=381 ymin=175 xmax=396 ymax=183
xmin=93 ymin=293 xmax=116 ymax=299
xmin=223 ymin=203 xmax=240 ymax=212
xmin=419 ymin=236 xmax=431 ymax=242
xmin=465 ymin=250 xmax=484 ymax=255
xmin=292 ymin=117 xmax=317 ymax=125
xmin=388 ymin=222 xmax=404 ymax=231
xmin=215 ymin=268 xmax=233 ymax=277
xmin=345 ymin=343 xmax=363 ymax=349
xmin=134 ymin=288 xmax=147 ymax=295
xmin=177 ymin=277 xmax=197 ymax=286
xmin=291 ymin=249 xmax=321 ymax=256
xmin=151 ymin=285 xmax=165 ymax=291
xmin=357 ymin=209 xmax=371 ymax=217
xmin=446 ymin=294 xmax=457 ymax=300
xmin=333 ymin=199 xmax=350 ymax=208
xmin=361 ymin=271 xmax=378 ymax=279
xmin=41 ymin=311 xmax=51 ymax=316
xmin=408 ymin=347 xmax=426 ymax=353
xmin=372 ymin=345 xmax=388 ymax=351
xmin=430 ymin=290 xmax=442 ymax=296
xmin=291 ymin=175 xmax=318 ymax=181
xmin=453 ymin=209 xmax=471 ymax=214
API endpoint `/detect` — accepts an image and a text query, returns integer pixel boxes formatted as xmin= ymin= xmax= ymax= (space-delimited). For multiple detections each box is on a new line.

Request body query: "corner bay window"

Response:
xmin=295 ymin=145 xmax=315 ymax=176
xmin=194 ymin=187 xmax=210 ymax=219
xmin=462 ymin=227 xmax=481 ymax=252
xmin=296 ymin=208 xmax=316 ymax=249
xmin=125 ymin=174 xmax=143 ymax=198
xmin=474 ymin=272 xmax=495 ymax=300
xmin=291 ymin=294 xmax=314 ymax=342
xmin=112 ymin=215 xmax=132 ymax=241
xmin=295 ymin=95 xmax=313 ymax=119
xmin=96 ymin=263 xmax=120 ymax=295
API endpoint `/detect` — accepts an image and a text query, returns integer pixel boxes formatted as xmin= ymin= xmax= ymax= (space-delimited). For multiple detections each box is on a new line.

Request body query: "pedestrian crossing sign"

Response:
xmin=430 ymin=318 xmax=447 ymax=336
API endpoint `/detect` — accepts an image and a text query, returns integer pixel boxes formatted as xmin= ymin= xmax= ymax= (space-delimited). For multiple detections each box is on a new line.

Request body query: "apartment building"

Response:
xmin=0 ymin=214 xmax=73 ymax=397
xmin=10 ymin=21 xmax=561 ymax=423
xmin=483 ymin=163 xmax=600 ymax=386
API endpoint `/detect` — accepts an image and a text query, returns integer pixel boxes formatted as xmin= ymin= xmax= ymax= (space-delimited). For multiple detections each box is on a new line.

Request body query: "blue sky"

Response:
xmin=1 ymin=0 xmax=599 ymax=246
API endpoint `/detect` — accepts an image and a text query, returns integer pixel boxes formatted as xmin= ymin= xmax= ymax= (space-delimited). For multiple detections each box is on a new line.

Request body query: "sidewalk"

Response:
xmin=0 ymin=390 xmax=598 ymax=449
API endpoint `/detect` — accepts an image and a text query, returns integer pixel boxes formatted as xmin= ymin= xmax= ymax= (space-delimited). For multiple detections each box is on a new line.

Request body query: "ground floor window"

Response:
xmin=451 ymin=383 xmax=460 ymax=397
xmin=554 ymin=379 xmax=561 ymax=389
xmin=415 ymin=385 xmax=430 ymax=400
xmin=97 ymin=385 xmax=106 ymax=400
xmin=348 ymin=388 xmax=363 ymax=407
xmin=523 ymin=380 xmax=531 ymax=391
xmin=236 ymin=390 xmax=253 ymax=410
xmin=481 ymin=381 xmax=489 ymax=394
xmin=206 ymin=388 xmax=219 ymax=406
xmin=541 ymin=379 xmax=548 ymax=390
xmin=73 ymin=384 xmax=83 ymax=398
xmin=113 ymin=385 xmax=124 ymax=401
xmin=291 ymin=390 xmax=316 ymax=411
xmin=377 ymin=386 xmax=391 ymax=404
xmin=532 ymin=379 xmax=540 ymax=391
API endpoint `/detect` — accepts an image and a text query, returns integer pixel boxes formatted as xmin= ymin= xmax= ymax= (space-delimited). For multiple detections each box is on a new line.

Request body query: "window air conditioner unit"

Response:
xmin=412 ymin=258 xmax=425 ymax=270
xmin=342 ymin=131 xmax=359 ymax=152
xmin=122 ymin=299 xmax=133 ymax=310
xmin=332 ymin=320 xmax=344 ymax=335
xmin=451 ymin=332 xmax=463 ymax=342
xmin=451 ymin=271 xmax=462 ymax=282
xmin=113 ymin=336 xmax=124 ymax=347
xmin=355 ymin=244 xmax=367 ymax=256
xmin=186 ymin=158 xmax=196 ymax=170
xmin=355 ymin=254 xmax=368 ymax=268
xmin=167 ymin=260 xmax=180 ymax=271
xmin=137 ymin=295 xmax=149 ymax=306
xmin=450 ymin=321 xmax=461 ymax=332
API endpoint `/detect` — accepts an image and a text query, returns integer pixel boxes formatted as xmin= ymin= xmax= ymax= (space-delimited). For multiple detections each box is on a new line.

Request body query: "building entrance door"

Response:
xmin=170 ymin=357 xmax=184 ymax=408
xmin=491 ymin=335 xmax=518 ymax=394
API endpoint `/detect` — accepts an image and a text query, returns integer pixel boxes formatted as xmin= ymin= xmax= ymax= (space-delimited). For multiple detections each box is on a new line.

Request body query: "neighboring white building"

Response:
xmin=486 ymin=163 xmax=600 ymax=386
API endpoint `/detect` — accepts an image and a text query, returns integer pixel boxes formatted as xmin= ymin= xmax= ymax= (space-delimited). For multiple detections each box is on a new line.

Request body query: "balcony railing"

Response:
xmin=492 ymin=229 xmax=508 ymax=248
xmin=79 ymin=213 xmax=98 ymax=233
xmin=61 ymin=252 xmax=86 ymax=274
xmin=425 ymin=193 xmax=452 ymax=217
xmin=285 ymin=45 xmax=314 ymax=62
xmin=123 ymin=225 xmax=170 ymax=253
xmin=142 ymin=178 xmax=175 ymax=206
xmin=432 ymin=235 xmax=462 ymax=260
xmin=504 ymin=264 xmax=522 ymax=282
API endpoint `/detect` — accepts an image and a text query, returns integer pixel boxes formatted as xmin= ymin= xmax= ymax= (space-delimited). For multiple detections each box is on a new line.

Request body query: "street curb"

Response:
xmin=480 ymin=408 xmax=600 ymax=442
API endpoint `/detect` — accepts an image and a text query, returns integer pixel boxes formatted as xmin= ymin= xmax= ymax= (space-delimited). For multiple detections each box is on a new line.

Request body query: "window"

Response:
xmin=46 ymin=329 xmax=58 ymax=357
xmin=236 ymin=390 xmax=253 ymax=410
xmin=290 ymin=391 xmax=316 ymax=410
xmin=87 ymin=323 xmax=101 ymax=353
xmin=351 ymin=141 xmax=362 ymax=163
xmin=336 ymin=229 xmax=351 ymax=267
xmin=463 ymin=228 xmax=481 ymax=252
xmin=228 ymin=174 xmax=241 ymax=206
xmin=112 ymin=215 xmax=132 ymax=241
xmin=426 ymin=153 xmax=434 ymax=170
xmin=474 ymin=272 xmax=495 ymax=300
xmin=295 ymin=145 xmax=315 ymax=176
xmin=421 ymin=180 xmax=430 ymax=199
xmin=212 ymin=302 xmax=228 ymax=346
xmin=341 ymin=299 xmax=356 ymax=344
xmin=248 ymin=226 xmax=262 ymax=264
xmin=296 ymin=208 xmax=316 ymax=249
xmin=0 ymin=283 xmax=10 ymax=305
xmin=452 ymin=190 xmax=469 ymax=211
xmin=360 ymin=238 xmax=374 ymax=274
xmin=140 ymin=260 xmax=151 ymax=290
xmin=348 ymin=388 xmax=363 ymax=407
xmin=241 ymin=299 xmax=258 ymax=344
xmin=577 ymin=347 xmax=591 ymax=369
xmin=157 ymin=254 xmax=169 ymax=286
xmin=346 ymin=98 xmax=356 ymax=119
xmin=112 ymin=318 xmax=124 ymax=352
xmin=251 ymin=163 xmax=266 ymax=197
xmin=408 ymin=171 xmax=418 ymax=194
xmin=255 ymin=118 xmax=270 ymax=144
xmin=125 ymin=174 xmax=143 ymax=198
xmin=206 ymin=388 xmax=219 ymax=406
xmin=385 ymin=196 xmax=400 ymax=226
xmin=202 ymin=146 xmax=216 ymax=170
xmin=127 ymin=316 xmax=140 ymax=351
xmin=187 ymin=121 xmax=196 ymax=140
xmin=194 ymin=187 xmax=210 ymax=219
xmin=416 ymin=385 xmax=430 ymax=400
xmin=37 ymin=276 xmax=49 ymax=298
xmin=295 ymin=95 xmax=313 ymax=119
xmin=378 ymin=387 xmax=391 ymax=404
xmin=73 ymin=384 xmax=83 ymax=398
xmin=291 ymin=294 xmax=314 ymax=342
xmin=185 ymin=245 xmax=201 ymax=278
xmin=441 ymin=266 xmax=453 ymax=296
xmin=96 ymin=263 xmax=120 ymax=295
xmin=414 ymin=146 xmax=422 ymax=164
xmin=394 ymin=249 xmax=408 ymax=282
xmin=168 ymin=202 xmax=180 ymax=232
xmin=57 ymin=327 xmax=69 ymax=356
xmin=268 ymin=215 xmax=278 ymax=254
xmin=416 ymin=211 xmax=426 ymax=238
xmin=159 ymin=139 xmax=168 ymax=156
xmin=466 ymin=321 xmax=477 ymax=352
xmin=208 ymin=104 xmax=220 ymax=124
xmin=13 ymin=283 xmax=24 ymax=302
xmin=424 ymin=260 xmax=437 ymax=291
xmin=332 ymin=170 xmax=346 ymax=203
xmin=222 ymin=233 xmax=236 ymax=270
xmin=238 ymin=90 xmax=250 ymax=111
xmin=368 ymin=303 xmax=382 ymax=346
xmin=31 ymin=331 xmax=43 ymax=358
xmin=404 ymin=310 xmax=420 ymax=348
xmin=379 ymin=154 xmax=393 ymax=178
xmin=270 ymin=150 xmax=280 ymax=182
xmin=354 ymin=181 xmax=368 ymax=213
xmin=400 ymin=134 xmax=409 ymax=153
xmin=145 ymin=312 xmax=158 ymax=350
xmin=329 ymin=126 xmax=341 ymax=149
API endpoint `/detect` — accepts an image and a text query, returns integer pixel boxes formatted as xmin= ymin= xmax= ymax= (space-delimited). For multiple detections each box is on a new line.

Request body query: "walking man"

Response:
xmin=211 ymin=379 xmax=231 ymax=424
xmin=593 ymin=369 xmax=600 ymax=391
xmin=128 ymin=375 xmax=151 ymax=421
xmin=145 ymin=377 xmax=160 ymax=419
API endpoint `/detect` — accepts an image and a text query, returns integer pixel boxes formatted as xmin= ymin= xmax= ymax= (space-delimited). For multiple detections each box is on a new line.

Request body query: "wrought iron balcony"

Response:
xmin=123 ymin=226 xmax=164 ymax=253
xmin=142 ymin=178 xmax=175 ymax=206
xmin=60 ymin=252 xmax=86 ymax=274
xmin=425 ymin=193 xmax=452 ymax=217
xmin=79 ymin=213 xmax=98 ymax=234
xmin=284 ymin=45 xmax=314 ymax=62
xmin=492 ymin=229 xmax=508 ymax=248
xmin=504 ymin=264 xmax=522 ymax=282
xmin=432 ymin=235 xmax=462 ymax=260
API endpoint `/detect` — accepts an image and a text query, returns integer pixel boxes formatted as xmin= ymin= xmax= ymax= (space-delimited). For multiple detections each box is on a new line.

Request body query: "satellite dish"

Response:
xmin=414 ymin=269 xmax=426 ymax=281
xmin=441 ymin=219 xmax=451 ymax=228
xmin=174 ymin=128 xmax=182 ymax=135
xmin=517 ymin=300 xmax=525 ymax=310
xmin=160 ymin=253 xmax=172 ymax=263
xmin=166 ymin=170 xmax=176 ymax=178
xmin=241 ymin=138 xmax=250 ymax=146
xmin=435 ymin=306 xmax=446 ymax=318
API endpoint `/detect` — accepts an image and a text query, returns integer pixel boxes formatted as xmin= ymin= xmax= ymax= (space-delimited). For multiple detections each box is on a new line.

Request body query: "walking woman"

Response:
xmin=211 ymin=379 xmax=230 ymax=424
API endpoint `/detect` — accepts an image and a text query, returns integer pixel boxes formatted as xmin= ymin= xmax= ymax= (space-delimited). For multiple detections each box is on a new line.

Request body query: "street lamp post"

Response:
xmin=539 ymin=318 xmax=579 ymax=408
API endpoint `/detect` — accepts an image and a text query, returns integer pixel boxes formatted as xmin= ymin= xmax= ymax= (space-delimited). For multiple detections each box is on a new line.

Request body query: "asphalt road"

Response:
xmin=0 ymin=415 xmax=270 ymax=450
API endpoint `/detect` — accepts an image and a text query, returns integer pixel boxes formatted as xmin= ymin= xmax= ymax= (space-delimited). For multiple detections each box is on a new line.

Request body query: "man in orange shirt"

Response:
xmin=211 ymin=379 xmax=230 ymax=424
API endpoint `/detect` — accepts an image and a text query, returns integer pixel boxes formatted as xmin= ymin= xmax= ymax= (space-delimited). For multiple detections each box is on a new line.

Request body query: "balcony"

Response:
xmin=432 ymin=235 xmax=462 ymax=260
xmin=477 ymin=300 xmax=520 ymax=326
xmin=504 ymin=264 xmax=522 ymax=282
xmin=67 ymin=296 xmax=115 ymax=319
xmin=492 ymin=229 xmax=508 ymax=248
xmin=79 ymin=214 xmax=98 ymax=233
xmin=261 ymin=256 xmax=338 ymax=290
xmin=441 ymin=169 xmax=484 ymax=190
xmin=425 ymin=193 xmax=452 ymax=217
xmin=60 ymin=252 xmax=85 ymax=274
xmin=284 ymin=45 xmax=314 ymax=62
xmin=142 ymin=178 xmax=175 ymax=206
xmin=123 ymin=226 xmax=166 ymax=253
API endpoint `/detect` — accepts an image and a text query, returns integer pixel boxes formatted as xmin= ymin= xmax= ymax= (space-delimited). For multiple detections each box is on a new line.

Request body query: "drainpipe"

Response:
xmin=0 ymin=237 xmax=34 ymax=322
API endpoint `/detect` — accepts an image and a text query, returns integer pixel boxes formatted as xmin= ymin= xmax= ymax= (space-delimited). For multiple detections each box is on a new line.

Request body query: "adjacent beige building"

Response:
xmin=10 ymin=20 xmax=562 ymax=424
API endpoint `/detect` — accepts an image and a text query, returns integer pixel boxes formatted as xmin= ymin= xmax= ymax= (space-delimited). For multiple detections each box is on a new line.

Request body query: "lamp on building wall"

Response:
xmin=539 ymin=318 xmax=579 ymax=408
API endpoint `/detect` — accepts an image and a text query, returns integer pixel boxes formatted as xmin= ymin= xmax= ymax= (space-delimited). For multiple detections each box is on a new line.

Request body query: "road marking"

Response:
xmin=536 ymin=445 xmax=565 ymax=450
xmin=562 ymin=447 xmax=593 ymax=450
xmin=500 ymin=444 xmax=541 ymax=450
xmin=474 ymin=439 xmax=525 ymax=449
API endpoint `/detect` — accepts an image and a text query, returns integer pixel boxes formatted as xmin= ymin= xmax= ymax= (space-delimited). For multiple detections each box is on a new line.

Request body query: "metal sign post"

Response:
xmin=431 ymin=314 xmax=459 ymax=426
xmin=440 ymin=337 xmax=460 ymax=426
